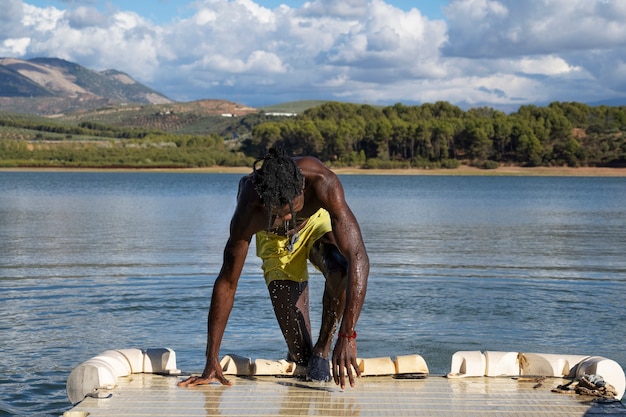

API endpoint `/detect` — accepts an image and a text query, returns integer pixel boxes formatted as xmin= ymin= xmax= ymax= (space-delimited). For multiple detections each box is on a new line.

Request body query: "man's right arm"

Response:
xmin=177 ymin=235 xmax=250 ymax=387
xmin=178 ymin=180 xmax=258 ymax=387
xmin=209 ymin=237 xmax=251 ymax=382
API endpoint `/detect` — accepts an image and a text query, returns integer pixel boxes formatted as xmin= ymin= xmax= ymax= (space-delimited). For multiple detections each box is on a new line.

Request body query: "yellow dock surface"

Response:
xmin=65 ymin=373 xmax=626 ymax=417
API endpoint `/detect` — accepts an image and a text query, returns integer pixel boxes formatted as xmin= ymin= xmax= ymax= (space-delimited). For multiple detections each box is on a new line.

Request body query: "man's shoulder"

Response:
xmin=236 ymin=174 xmax=261 ymax=206
xmin=296 ymin=156 xmax=336 ymax=180
xmin=297 ymin=157 xmax=347 ymax=208
xmin=295 ymin=155 xmax=325 ymax=168
xmin=238 ymin=172 xmax=254 ymax=186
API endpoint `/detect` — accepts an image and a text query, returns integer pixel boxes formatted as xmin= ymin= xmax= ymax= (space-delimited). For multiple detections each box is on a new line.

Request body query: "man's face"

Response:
xmin=270 ymin=193 xmax=304 ymax=229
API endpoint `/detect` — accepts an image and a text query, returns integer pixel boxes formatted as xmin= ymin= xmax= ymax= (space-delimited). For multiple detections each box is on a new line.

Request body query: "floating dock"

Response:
xmin=64 ymin=348 xmax=626 ymax=417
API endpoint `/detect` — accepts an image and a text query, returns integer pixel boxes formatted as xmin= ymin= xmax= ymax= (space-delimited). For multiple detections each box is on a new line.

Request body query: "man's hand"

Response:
xmin=177 ymin=362 xmax=232 ymax=387
xmin=331 ymin=337 xmax=360 ymax=388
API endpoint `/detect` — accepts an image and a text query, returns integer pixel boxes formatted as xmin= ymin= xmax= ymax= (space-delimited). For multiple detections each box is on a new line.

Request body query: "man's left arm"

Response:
xmin=323 ymin=176 xmax=370 ymax=388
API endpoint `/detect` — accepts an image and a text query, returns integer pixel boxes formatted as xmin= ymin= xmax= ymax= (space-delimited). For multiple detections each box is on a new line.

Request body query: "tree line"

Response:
xmin=247 ymin=101 xmax=626 ymax=168
xmin=0 ymin=113 xmax=162 ymax=139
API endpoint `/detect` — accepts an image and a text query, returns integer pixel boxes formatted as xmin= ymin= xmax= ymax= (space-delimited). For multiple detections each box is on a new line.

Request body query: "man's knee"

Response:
xmin=310 ymin=240 xmax=348 ymax=278
xmin=326 ymin=244 xmax=348 ymax=276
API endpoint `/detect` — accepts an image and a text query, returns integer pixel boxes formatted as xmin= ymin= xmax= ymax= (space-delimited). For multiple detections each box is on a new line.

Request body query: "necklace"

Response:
xmin=287 ymin=231 xmax=300 ymax=253
xmin=270 ymin=219 xmax=301 ymax=253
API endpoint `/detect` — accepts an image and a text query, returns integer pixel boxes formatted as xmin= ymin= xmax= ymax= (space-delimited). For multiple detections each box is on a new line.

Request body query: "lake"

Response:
xmin=1 ymin=171 xmax=625 ymax=416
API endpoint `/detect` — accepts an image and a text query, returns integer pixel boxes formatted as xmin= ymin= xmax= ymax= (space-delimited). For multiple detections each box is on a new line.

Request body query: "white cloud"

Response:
xmin=1 ymin=37 xmax=31 ymax=56
xmin=1 ymin=1 xmax=26 ymax=42
xmin=517 ymin=56 xmax=581 ymax=76
xmin=5 ymin=0 xmax=626 ymax=108
xmin=66 ymin=6 xmax=108 ymax=28
xmin=443 ymin=0 xmax=626 ymax=57
xmin=441 ymin=0 xmax=626 ymax=99
xmin=21 ymin=3 xmax=64 ymax=32
xmin=319 ymin=1 xmax=447 ymax=78
xmin=574 ymin=48 xmax=626 ymax=92
xmin=191 ymin=50 xmax=287 ymax=74
xmin=301 ymin=0 xmax=370 ymax=18
xmin=193 ymin=8 xmax=217 ymax=25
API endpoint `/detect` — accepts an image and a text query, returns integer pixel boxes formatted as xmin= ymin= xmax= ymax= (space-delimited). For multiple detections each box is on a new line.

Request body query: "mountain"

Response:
xmin=0 ymin=57 xmax=173 ymax=114
xmin=0 ymin=64 xmax=53 ymax=98
xmin=587 ymin=97 xmax=626 ymax=107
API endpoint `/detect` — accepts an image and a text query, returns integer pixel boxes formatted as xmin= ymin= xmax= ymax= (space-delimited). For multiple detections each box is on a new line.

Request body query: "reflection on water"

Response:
xmin=1 ymin=172 xmax=625 ymax=416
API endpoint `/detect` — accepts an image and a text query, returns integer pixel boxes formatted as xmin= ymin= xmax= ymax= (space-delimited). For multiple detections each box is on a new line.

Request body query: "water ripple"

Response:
xmin=2 ymin=173 xmax=626 ymax=416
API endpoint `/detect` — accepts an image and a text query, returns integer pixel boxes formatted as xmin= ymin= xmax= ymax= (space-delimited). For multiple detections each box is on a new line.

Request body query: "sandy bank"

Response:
xmin=332 ymin=165 xmax=626 ymax=176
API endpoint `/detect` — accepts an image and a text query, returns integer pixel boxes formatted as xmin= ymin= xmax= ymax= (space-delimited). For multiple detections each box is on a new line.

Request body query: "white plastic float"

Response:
xmin=220 ymin=353 xmax=429 ymax=377
xmin=66 ymin=348 xmax=180 ymax=404
xmin=448 ymin=350 xmax=625 ymax=400
xmin=67 ymin=348 xmax=625 ymax=404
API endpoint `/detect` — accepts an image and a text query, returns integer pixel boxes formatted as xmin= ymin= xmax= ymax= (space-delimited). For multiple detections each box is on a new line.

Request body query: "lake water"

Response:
xmin=1 ymin=171 xmax=625 ymax=416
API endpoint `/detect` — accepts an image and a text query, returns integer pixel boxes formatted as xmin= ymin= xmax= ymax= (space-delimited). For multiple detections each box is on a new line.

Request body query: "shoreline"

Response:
xmin=1 ymin=165 xmax=625 ymax=176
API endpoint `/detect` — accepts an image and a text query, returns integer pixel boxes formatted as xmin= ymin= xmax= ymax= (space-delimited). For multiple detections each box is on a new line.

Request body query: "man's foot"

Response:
xmin=306 ymin=354 xmax=331 ymax=382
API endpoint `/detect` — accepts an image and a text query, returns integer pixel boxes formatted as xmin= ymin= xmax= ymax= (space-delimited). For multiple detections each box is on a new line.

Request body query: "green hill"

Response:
xmin=260 ymin=100 xmax=332 ymax=114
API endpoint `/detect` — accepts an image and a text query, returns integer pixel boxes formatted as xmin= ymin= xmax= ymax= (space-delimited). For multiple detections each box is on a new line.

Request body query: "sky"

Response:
xmin=3 ymin=0 xmax=626 ymax=110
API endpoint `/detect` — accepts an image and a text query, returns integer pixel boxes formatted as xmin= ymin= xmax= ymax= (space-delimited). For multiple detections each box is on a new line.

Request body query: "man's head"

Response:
xmin=253 ymin=147 xmax=304 ymax=231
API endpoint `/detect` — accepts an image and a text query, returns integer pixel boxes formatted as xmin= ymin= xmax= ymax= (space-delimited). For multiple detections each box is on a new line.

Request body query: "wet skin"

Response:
xmin=178 ymin=156 xmax=369 ymax=389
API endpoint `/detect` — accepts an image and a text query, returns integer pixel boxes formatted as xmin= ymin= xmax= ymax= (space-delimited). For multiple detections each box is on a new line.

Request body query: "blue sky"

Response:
xmin=4 ymin=1 xmax=626 ymax=110
xmin=28 ymin=0 xmax=448 ymax=22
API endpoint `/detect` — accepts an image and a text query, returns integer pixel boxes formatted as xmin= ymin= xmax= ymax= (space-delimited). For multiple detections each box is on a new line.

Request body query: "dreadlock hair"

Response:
xmin=252 ymin=147 xmax=305 ymax=232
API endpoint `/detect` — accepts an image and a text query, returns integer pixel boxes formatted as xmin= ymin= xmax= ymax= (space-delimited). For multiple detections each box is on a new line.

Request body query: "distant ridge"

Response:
xmin=587 ymin=97 xmax=626 ymax=107
xmin=0 ymin=57 xmax=172 ymax=114
xmin=260 ymin=100 xmax=332 ymax=114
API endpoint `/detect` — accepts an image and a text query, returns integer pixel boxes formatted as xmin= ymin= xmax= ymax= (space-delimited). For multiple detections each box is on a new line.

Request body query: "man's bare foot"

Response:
xmin=306 ymin=355 xmax=331 ymax=382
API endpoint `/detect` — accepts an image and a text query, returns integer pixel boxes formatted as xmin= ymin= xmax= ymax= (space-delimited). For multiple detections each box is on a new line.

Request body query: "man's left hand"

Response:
xmin=331 ymin=336 xmax=360 ymax=388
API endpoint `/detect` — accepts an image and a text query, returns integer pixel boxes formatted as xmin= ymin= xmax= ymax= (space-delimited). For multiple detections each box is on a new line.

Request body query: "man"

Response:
xmin=178 ymin=147 xmax=369 ymax=389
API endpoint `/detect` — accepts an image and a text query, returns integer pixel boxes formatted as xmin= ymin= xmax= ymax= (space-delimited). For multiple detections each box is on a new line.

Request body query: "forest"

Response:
xmin=1 ymin=101 xmax=625 ymax=169
xmin=247 ymin=101 xmax=626 ymax=169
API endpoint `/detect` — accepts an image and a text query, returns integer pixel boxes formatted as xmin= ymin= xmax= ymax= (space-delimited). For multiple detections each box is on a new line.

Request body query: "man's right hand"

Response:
xmin=177 ymin=365 xmax=232 ymax=387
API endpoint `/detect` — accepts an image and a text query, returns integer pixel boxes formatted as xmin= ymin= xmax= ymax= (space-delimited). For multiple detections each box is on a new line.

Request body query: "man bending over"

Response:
xmin=178 ymin=147 xmax=369 ymax=389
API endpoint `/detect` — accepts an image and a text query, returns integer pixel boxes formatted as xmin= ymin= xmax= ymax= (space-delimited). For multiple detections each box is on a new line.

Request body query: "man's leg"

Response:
xmin=267 ymin=280 xmax=313 ymax=366
xmin=307 ymin=234 xmax=348 ymax=380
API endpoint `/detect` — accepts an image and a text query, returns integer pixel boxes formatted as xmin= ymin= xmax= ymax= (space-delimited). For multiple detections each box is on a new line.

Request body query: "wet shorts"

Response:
xmin=256 ymin=208 xmax=332 ymax=285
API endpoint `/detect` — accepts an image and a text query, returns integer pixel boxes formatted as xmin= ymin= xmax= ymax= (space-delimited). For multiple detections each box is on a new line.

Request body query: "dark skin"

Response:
xmin=178 ymin=156 xmax=369 ymax=389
